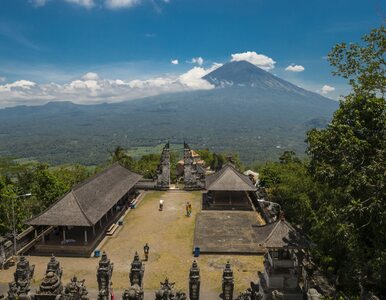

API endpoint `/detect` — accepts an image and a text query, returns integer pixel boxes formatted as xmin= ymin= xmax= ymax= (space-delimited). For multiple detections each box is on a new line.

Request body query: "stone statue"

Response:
xmin=34 ymin=271 xmax=63 ymax=299
xmin=60 ymin=276 xmax=89 ymax=300
xmin=189 ymin=261 xmax=200 ymax=300
xmin=235 ymin=282 xmax=260 ymax=300
xmin=7 ymin=256 xmax=35 ymax=299
xmin=97 ymin=252 xmax=113 ymax=300
xmin=155 ymin=278 xmax=186 ymax=300
xmin=306 ymin=289 xmax=322 ymax=300
xmin=46 ymin=255 xmax=63 ymax=278
xmin=129 ymin=252 xmax=144 ymax=288
xmin=271 ymin=290 xmax=284 ymax=300
xmin=122 ymin=285 xmax=144 ymax=300
xmin=221 ymin=261 xmax=234 ymax=300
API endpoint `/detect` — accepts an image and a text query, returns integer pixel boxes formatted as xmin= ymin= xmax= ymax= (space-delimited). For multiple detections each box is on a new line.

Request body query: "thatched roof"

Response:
xmin=26 ymin=163 xmax=142 ymax=227
xmin=255 ymin=219 xmax=311 ymax=249
xmin=205 ymin=163 xmax=256 ymax=191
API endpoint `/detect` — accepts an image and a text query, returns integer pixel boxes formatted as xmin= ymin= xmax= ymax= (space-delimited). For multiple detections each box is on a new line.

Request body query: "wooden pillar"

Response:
xmin=34 ymin=229 xmax=38 ymax=238
xmin=84 ymin=228 xmax=88 ymax=244
xmin=63 ymin=227 xmax=66 ymax=242
xmin=93 ymin=225 xmax=96 ymax=236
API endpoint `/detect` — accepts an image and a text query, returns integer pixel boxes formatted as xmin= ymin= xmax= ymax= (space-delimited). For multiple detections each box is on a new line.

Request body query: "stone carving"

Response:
xmin=7 ymin=256 xmax=35 ymax=300
xmin=271 ymin=290 xmax=284 ymax=300
xmin=235 ymin=282 xmax=260 ymax=300
xmin=156 ymin=142 xmax=170 ymax=190
xmin=188 ymin=261 xmax=200 ymax=300
xmin=306 ymin=289 xmax=322 ymax=300
xmin=155 ymin=278 xmax=186 ymax=300
xmin=129 ymin=252 xmax=144 ymax=288
xmin=46 ymin=255 xmax=62 ymax=278
xmin=97 ymin=252 xmax=113 ymax=300
xmin=122 ymin=285 xmax=144 ymax=300
xmin=35 ymin=271 xmax=63 ymax=299
xmin=60 ymin=276 xmax=89 ymax=300
xmin=221 ymin=262 xmax=234 ymax=300
xmin=183 ymin=143 xmax=205 ymax=191
xmin=122 ymin=252 xmax=145 ymax=300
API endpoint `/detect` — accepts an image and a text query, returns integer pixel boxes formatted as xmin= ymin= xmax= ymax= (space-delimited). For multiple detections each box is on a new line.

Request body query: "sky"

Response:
xmin=0 ymin=0 xmax=384 ymax=107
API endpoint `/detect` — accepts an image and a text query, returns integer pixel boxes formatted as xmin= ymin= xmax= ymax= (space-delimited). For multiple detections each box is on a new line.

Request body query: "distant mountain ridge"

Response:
xmin=0 ymin=61 xmax=339 ymax=165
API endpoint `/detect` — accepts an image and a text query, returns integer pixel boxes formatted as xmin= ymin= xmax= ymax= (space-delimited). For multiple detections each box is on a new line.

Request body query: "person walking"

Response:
xmin=188 ymin=203 xmax=192 ymax=217
xmin=186 ymin=202 xmax=190 ymax=217
xmin=159 ymin=199 xmax=164 ymax=211
xmin=143 ymin=243 xmax=149 ymax=261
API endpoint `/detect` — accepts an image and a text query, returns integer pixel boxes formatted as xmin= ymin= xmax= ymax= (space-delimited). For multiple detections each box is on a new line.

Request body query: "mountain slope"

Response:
xmin=0 ymin=61 xmax=339 ymax=165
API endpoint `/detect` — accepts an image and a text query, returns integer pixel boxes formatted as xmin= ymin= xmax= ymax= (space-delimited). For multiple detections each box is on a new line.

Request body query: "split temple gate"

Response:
xmin=26 ymin=163 xmax=142 ymax=257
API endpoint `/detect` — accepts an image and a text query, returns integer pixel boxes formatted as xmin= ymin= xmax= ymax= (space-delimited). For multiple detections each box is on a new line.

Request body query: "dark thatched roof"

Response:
xmin=205 ymin=163 xmax=257 ymax=191
xmin=26 ymin=163 xmax=142 ymax=227
xmin=254 ymin=219 xmax=311 ymax=249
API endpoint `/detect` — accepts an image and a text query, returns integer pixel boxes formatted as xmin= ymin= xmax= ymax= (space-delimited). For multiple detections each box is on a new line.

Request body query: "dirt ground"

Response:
xmin=0 ymin=190 xmax=264 ymax=295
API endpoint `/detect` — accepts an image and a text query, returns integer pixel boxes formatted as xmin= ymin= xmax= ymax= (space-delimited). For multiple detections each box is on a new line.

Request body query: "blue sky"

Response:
xmin=0 ymin=0 xmax=384 ymax=107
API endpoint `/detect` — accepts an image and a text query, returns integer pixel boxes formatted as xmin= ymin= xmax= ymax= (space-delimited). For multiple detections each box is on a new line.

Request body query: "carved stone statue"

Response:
xmin=97 ymin=252 xmax=113 ymax=300
xmin=7 ymin=256 xmax=35 ymax=299
xmin=46 ymin=255 xmax=62 ymax=278
xmin=122 ymin=285 xmax=144 ymax=300
xmin=155 ymin=278 xmax=186 ymax=300
xmin=129 ymin=252 xmax=144 ymax=288
xmin=221 ymin=262 xmax=234 ymax=300
xmin=35 ymin=271 xmax=63 ymax=299
xmin=271 ymin=290 xmax=284 ymax=300
xmin=60 ymin=276 xmax=89 ymax=300
xmin=189 ymin=261 xmax=200 ymax=300
xmin=235 ymin=282 xmax=260 ymax=300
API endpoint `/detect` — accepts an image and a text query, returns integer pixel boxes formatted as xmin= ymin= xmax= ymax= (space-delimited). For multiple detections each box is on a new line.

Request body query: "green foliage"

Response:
xmin=328 ymin=25 xmax=386 ymax=95
xmin=307 ymin=24 xmax=386 ymax=297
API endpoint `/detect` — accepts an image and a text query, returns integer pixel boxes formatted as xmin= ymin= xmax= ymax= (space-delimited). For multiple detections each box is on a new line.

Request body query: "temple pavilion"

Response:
xmin=254 ymin=218 xmax=311 ymax=299
xmin=203 ymin=163 xmax=257 ymax=210
xmin=26 ymin=163 xmax=142 ymax=257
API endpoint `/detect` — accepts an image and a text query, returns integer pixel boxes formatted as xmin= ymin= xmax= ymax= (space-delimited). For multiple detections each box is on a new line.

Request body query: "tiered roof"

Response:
xmin=27 ymin=163 xmax=142 ymax=227
xmin=205 ymin=163 xmax=257 ymax=191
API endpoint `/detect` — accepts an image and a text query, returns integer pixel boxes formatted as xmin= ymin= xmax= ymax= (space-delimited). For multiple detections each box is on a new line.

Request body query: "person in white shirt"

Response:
xmin=159 ymin=199 xmax=164 ymax=211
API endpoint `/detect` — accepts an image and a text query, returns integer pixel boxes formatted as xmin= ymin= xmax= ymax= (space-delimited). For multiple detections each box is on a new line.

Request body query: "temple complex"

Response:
xmin=25 ymin=163 xmax=142 ymax=257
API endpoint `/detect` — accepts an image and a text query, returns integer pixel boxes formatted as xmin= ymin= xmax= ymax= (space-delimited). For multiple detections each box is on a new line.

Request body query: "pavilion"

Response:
xmin=254 ymin=218 xmax=311 ymax=299
xmin=203 ymin=163 xmax=257 ymax=210
xmin=26 ymin=163 xmax=142 ymax=257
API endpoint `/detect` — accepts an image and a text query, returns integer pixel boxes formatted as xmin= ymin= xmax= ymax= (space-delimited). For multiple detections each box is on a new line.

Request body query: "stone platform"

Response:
xmin=194 ymin=211 xmax=265 ymax=254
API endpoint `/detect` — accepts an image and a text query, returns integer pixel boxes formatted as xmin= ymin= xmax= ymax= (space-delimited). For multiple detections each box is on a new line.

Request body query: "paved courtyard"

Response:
xmin=0 ymin=190 xmax=264 ymax=297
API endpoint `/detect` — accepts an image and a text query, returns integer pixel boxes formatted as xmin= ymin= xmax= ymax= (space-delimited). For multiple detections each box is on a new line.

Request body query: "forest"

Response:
xmin=0 ymin=25 xmax=385 ymax=298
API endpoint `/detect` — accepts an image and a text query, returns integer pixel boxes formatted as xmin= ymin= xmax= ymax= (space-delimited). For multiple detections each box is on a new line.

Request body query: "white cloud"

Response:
xmin=105 ymin=0 xmax=140 ymax=9
xmin=231 ymin=51 xmax=276 ymax=71
xmin=0 ymin=80 xmax=36 ymax=92
xmin=0 ymin=64 xmax=222 ymax=108
xmin=285 ymin=64 xmax=305 ymax=72
xmin=190 ymin=57 xmax=204 ymax=66
xmin=171 ymin=59 xmax=179 ymax=65
xmin=318 ymin=85 xmax=335 ymax=94
xmin=30 ymin=0 xmax=48 ymax=7
xmin=65 ymin=0 xmax=95 ymax=8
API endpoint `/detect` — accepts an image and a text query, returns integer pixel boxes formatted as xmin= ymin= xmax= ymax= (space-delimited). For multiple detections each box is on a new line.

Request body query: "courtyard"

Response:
xmin=0 ymin=190 xmax=264 ymax=296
